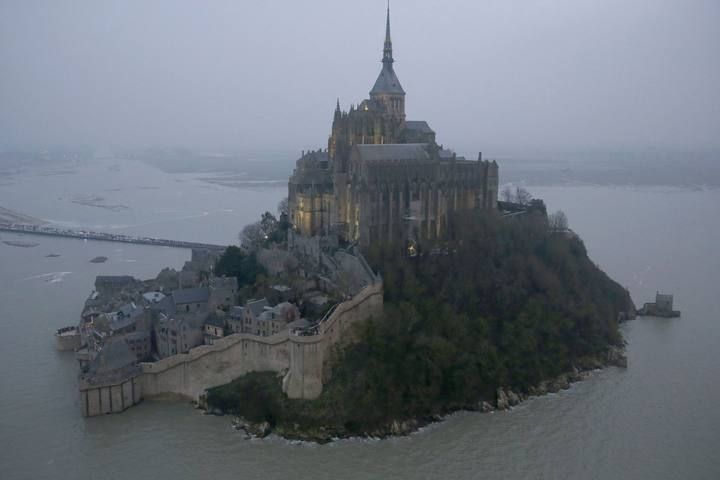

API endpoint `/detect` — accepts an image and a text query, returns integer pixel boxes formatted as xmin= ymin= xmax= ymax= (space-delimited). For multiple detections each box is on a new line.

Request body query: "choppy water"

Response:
xmin=0 ymin=159 xmax=719 ymax=479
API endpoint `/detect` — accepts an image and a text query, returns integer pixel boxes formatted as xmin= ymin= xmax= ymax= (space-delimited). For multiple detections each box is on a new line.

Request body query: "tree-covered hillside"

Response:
xmin=207 ymin=209 xmax=634 ymax=439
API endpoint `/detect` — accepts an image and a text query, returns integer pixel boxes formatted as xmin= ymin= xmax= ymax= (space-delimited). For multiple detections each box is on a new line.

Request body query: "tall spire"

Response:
xmin=370 ymin=1 xmax=405 ymax=98
xmin=383 ymin=1 xmax=393 ymax=65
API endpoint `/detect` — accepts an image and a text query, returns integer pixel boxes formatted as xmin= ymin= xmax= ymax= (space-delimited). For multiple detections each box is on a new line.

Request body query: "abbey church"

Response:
xmin=288 ymin=6 xmax=498 ymax=248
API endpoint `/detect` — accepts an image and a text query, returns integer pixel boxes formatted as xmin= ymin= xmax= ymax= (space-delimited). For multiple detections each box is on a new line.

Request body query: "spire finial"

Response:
xmin=383 ymin=1 xmax=393 ymax=65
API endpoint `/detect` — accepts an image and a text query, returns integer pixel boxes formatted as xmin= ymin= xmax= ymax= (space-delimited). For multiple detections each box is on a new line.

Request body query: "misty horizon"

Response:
xmin=1 ymin=0 xmax=719 ymax=156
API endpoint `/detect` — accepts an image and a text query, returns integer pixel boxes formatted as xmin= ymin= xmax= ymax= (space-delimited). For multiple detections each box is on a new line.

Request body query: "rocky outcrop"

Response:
xmin=388 ymin=419 xmax=420 ymax=436
xmin=606 ymin=345 xmax=628 ymax=368
xmin=495 ymin=387 xmax=521 ymax=410
xmin=494 ymin=347 xmax=626 ymax=411
xmin=496 ymin=388 xmax=510 ymax=410
xmin=216 ymin=347 xmax=628 ymax=443
xmin=231 ymin=418 xmax=272 ymax=439
xmin=479 ymin=401 xmax=495 ymax=413
xmin=546 ymin=374 xmax=570 ymax=393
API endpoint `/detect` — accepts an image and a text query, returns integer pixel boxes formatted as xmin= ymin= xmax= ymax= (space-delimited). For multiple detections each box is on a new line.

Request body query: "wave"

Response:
xmin=22 ymin=271 xmax=72 ymax=283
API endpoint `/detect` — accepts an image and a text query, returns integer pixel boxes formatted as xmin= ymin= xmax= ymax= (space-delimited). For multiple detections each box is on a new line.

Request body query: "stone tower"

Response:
xmin=288 ymin=4 xmax=499 ymax=247
xmin=369 ymin=4 xmax=406 ymax=121
xmin=327 ymin=2 xmax=409 ymax=166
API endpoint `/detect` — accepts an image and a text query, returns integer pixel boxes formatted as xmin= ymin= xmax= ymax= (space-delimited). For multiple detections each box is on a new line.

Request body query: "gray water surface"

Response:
xmin=0 ymin=160 xmax=718 ymax=479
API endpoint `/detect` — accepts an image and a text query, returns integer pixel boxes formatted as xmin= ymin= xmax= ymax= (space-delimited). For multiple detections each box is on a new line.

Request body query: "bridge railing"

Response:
xmin=0 ymin=223 xmax=226 ymax=250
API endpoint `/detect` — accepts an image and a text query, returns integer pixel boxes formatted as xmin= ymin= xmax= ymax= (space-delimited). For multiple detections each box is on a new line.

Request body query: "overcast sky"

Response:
xmin=1 ymin=0 xmax=718 ymax=156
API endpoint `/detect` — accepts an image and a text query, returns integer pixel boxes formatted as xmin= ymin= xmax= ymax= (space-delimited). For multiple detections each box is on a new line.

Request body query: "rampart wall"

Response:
xmin=283 ymin=281 xmax=383 ymax=398
xmin=139 ymin=281 xmax=383 ymax=401
xmin=80 ymin=375 xmax=143 ymax=417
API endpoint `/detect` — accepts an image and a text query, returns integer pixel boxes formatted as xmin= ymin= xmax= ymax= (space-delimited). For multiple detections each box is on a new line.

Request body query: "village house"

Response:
xmin=142 ymin=291 xmax=166 ymax=304
xmin=240 ymin=298 xmax=269 ymax=335
xmin=255 ymin=302 xmax=300 ymax=336
xmin=225 ymin=299 xmax=301 ymax=337
xmin=227 ymin=306 xmax=245 ymax=334
xmin=154 ymin=313 xmax=205 ymax=358
xmin=203 ymin=312 xmax=227 ymax=345
xmin=108 ymin=303 xmax=146 ymax=334
xmin=208 ymin=276 xmax=238 ymax=311
xmin=171 ymin=287 xmax=210 ymax=314
xmin=122 ymin=331 xmax=152 ymax=361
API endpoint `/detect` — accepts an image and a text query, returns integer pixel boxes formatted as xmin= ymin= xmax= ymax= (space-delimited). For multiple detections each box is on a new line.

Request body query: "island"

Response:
xmin=60 ymin=5 xmax=635 ymax=443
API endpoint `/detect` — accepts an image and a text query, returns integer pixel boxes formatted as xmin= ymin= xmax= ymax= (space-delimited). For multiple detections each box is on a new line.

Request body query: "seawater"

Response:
xmin=0 ymin=159 xmax=718 ymax=479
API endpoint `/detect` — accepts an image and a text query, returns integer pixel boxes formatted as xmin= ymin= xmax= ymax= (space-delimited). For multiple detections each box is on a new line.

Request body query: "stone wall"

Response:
xmin=139 ymin=281 xmax=383 ymax=402
xmin=283 ymin=281 xmax=383 ymax=399
xmin=80 ymin=375 xmax=142 ymax=417
xmin=55 ymin=327 xmax=81 ymax=351
xmin=141 ymin=332 xmax=289 ymax=401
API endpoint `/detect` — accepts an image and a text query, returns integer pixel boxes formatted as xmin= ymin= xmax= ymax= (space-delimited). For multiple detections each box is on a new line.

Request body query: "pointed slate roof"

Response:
xmin=371 ymin=64 xmax=405 ymax=96
xmin=370 ymin=3 xmax=405 ymax=96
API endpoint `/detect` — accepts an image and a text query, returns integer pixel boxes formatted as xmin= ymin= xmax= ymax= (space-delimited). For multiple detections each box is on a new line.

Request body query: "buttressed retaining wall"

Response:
xmin=140 ymin=281 xmax=383 ymax=401
xmin=80 ymin=375 xmax=142 ymax=417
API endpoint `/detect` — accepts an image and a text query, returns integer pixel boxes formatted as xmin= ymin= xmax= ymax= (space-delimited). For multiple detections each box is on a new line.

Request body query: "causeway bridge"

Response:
xmin=0 ymin=223 xmax=227 ymax=251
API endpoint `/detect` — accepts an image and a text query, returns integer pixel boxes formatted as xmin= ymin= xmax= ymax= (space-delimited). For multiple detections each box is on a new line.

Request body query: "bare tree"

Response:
xmin=515 ymin=186 xmax=532 ymax=206
xmin=277 ymin=197 xmax=289 ymax=216
xmin=548 ymin=210 xmax=569 ymax=231
xmin=239 ymin=221 xmax=264 ymax=249
xmin=501 ymin=185 xmax=514 ymax=203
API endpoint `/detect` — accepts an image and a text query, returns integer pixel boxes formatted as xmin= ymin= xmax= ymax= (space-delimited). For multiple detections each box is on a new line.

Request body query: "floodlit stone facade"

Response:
xmin=288 ymin=6 xmax=498 ymax=248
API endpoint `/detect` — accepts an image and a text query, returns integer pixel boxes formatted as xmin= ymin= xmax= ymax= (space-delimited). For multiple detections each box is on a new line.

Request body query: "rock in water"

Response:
xmin=480 ymin=401 xmax=495 ymax=413
xmin=247 ymin=421 xmax=271 ymax=438
xmin=496 ymin=388 xmax=510 ymax=410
